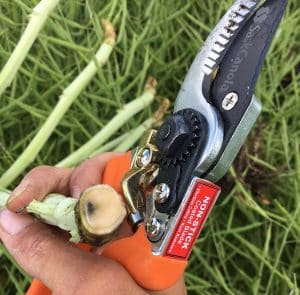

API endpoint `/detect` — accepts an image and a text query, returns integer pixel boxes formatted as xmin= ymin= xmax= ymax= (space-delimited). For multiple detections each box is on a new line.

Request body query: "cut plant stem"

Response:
xmin=114 ymin=120 xmax=152 ymax=152
xmin=115 ymin=98 xmax=170 ymax=152
xmin=89 ymin=97 xmax=170 ymax=156
xmin=76 ymin=185 xmax=127 ymax=246
xmin=0 ymin=184 xmax=126 ymax=245
xmin=56 ymin=77 xmax=157 ymax=168
xmin=28 ymin=194 xmax=80 ymax=242
xmin=0 ymin=0 xmax=60 ymax=97
xmin=90 ymin=133 xmax=129 ymax=157
xmin=0 ymin=190 xmax=10 ymax=209
xmin=0 ymin=20 xmax=116 ymax=189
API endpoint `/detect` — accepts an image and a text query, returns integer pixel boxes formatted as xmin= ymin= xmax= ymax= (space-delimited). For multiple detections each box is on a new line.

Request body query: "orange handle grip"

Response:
xmin=102 ymin=153 xmax=187 ymax=291
xmin=27 ymin=153 xmax=186 ymax=294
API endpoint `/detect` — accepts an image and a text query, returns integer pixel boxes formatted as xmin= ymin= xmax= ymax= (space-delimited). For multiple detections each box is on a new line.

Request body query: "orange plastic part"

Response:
xmin=102 ymin=152 xmax=187 ymax=291
xmin=26 ymin=152 xmax=186 ymax=294
xmin=26 ymin=279 xmax=51 ymax=295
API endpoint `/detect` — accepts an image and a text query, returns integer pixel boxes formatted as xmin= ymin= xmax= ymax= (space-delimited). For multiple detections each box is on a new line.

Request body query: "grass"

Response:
xmin=0 ymin=0 xmax=299 ymax=294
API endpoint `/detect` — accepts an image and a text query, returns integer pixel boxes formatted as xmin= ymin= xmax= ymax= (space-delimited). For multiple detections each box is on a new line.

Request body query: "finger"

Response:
xmin=7 ymin=166 xmax=73 ymax=212
xmin=0 ymin=210 xmax=146 ymax=295
xmin=69 ymin=152 xmax=123 ymax=198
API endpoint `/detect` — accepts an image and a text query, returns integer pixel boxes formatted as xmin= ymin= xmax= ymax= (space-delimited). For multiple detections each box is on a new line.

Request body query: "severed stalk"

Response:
xmin=75 ymin=185 xmax=126 ymax=246
xmin=0 ymin=0 xmax=61 ymax=97
xmin=115 ymin=98 xmax=170 ymax=152
xmin=89 ymin=98 xmax=170 ymax=155
xmin=0 ymin=185 xmax=126 ymax=246
xmin=0 ymin=20 xmax=116 ymax=189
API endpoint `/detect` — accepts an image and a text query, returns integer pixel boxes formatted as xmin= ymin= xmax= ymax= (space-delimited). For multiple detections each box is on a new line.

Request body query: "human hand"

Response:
xmin=0 ymin=152 xmax=186 ymax=295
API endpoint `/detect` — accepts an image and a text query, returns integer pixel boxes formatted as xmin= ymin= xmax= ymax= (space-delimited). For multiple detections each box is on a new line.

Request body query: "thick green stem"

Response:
xmin=0 ymin=20 xmax=116 ymax=188
xmin=28 ymin=195 xmax=80 ymax=242
xmin=0 ymin=190 xmax=10 ymax=209
xmin=0 ymin=184 xmax=126 ymax=245
xmin=89 ymin=133 xmax=128 ymax=157
xmin=0 ymin=0 xmax=60 ymax=97
xmin=89 ymin=97 xmax=169 ymax=157
xmin=115 ymin=118 xmax=153 ymax=152
xmin=0 ymin=188 xmax=80 ymax=242
xmin=56 ymin=77 xmax=157 ymax=168
xmin=91 ymin=119 xmax=152 ymax=155
xmin=115 ymin=98 xmax=170 ymax=152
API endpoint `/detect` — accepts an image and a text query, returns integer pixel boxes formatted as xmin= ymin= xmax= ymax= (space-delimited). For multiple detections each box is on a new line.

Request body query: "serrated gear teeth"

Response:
xmin=208 ymin=50 xmax=220 ymax=61
xmin=225 ymin=23 xmax=239 ymax=32
xmin=157 ymin=110 xmax=203 ymax=167
xmin=212 ymin=43 xmax=226 ymax=54
xmin=242 ymin=0 xmax=257 ymax=10
xmin=204 ymin=58 xmax=216 ymax=68
xmin=220 ymin=28 xmax=235 ymax=39
xmin=202 ymin=65 xmax=213 ymax=75
xmin=200 ymin=0 xmax=259 ymax=77
xmin=216 ymin=35 xmax=230 ymax=46
xmin=231 ymin=13 xmax=245 ymax=24
xmin=236 ymin=6 xmax=251 ymax=16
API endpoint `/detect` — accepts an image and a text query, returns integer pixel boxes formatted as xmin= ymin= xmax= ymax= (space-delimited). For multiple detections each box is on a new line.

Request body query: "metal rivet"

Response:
xmin=137 ymin=148 xmax=151 ymax=167
xmin=146 ymin=218 xmax=162 ymax=239
xmin=222 ymin=92 xmax=238 ymax=110
xmin=159 ymin=123 xmax=171 ymax=140
xmin=153 ymin=183 xmax=170 ymax=203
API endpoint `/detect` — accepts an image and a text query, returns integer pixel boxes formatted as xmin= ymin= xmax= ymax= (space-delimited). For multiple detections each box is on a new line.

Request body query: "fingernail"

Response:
xmin=16 ymin=206 xmax=26 ymax=213
xmin=71 ymin=186 xmax=81 ymax=199
xmin=0 ymin=210 xmax=33 ymax=235
xmin=8 ymin=179 xmax=30 ymax=204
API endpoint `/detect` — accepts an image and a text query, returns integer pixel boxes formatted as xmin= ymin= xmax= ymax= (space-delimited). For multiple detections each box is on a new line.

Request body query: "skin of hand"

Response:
xmin=0 ymin=152 xmax=187 ymax=295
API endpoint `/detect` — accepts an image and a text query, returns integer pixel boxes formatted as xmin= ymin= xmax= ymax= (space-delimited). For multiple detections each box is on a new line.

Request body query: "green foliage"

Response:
xmin=0 ymin=0 xmax=299 ymax=294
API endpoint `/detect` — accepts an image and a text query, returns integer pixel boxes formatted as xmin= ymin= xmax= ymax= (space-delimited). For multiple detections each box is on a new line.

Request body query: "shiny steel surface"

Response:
xmin=174 ymin=0 xmax=259 ymax=176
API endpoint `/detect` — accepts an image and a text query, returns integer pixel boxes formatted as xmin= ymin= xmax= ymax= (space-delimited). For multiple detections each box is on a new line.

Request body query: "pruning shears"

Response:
xmin=28 ymin=0 xmax=287 ymax=293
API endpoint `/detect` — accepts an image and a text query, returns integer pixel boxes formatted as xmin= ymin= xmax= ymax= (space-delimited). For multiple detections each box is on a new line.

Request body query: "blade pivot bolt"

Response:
xmin=222 ymin=92 xmax=238 ymax=110
xmin=159 ymin=123 xmax=171 ymax=140
xmin=156 ymin=115 xmax=191 ymax=156
xmin=153 ymin=183 xmax=170 ymax=203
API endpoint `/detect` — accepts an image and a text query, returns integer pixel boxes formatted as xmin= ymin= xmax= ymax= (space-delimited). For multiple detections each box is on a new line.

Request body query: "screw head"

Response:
xmin=158 ymin=123 xmax=171 ymax=140
xmin=153 ymin=183 xmax=170 ymax=203
xmin=146 ymin=218 xmax=162 ymax=239
xmin=137 ymin=148 xmax=151 ymax=167
xmin=222 ymin=92 xmax=238 ymax=110
xmin=156 ymin=115 xmax=191 ymax=156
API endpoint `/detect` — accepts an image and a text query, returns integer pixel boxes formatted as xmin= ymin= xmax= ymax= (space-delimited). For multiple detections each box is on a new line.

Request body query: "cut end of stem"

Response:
xmin=77 ymin=184 xmax=127 ymax=246
xmin=144 ymin=76 xmax=157 ymax=95
xmin=101 ymin=19 xmax=116 ymax=46
xmin=152 ymin=97 xmax=170 ymax=123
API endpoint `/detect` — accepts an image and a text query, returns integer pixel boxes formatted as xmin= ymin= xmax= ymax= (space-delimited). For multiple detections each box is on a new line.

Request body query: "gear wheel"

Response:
xmin=156 ymin=109 xmax=203 ymax=167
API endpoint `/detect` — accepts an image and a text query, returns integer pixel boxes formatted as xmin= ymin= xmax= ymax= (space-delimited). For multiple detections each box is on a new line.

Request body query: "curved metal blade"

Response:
xmin=174 ymin=0 xmax=261 ymax=176
xmin=206 ymin=0 xmax=287 ymax=181
xmin=212 ymin=0 xmax=288 ymax=115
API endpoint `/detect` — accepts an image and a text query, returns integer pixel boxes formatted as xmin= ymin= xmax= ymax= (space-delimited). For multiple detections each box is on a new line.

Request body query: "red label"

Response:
xmin=165 ymin=180 xmax=220 ymax=259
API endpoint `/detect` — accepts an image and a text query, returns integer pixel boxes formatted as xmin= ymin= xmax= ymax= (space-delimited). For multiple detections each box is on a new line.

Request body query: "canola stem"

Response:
xmin=0 ymin=0 xmax=60 ymax=97
xmin=56 ymin=77 xmax=157 ymax=168
xmin=0 ymin=20 xmax=116 ymax=188
xmin=0 ymin=188 xmax=80 ymax=242
xmin=115 ymin=118 xmax=153 ymax=152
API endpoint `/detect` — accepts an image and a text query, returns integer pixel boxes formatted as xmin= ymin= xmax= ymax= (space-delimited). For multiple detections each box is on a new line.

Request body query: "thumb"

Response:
xmin=0 ymin=210 xmax=145 ymax=295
